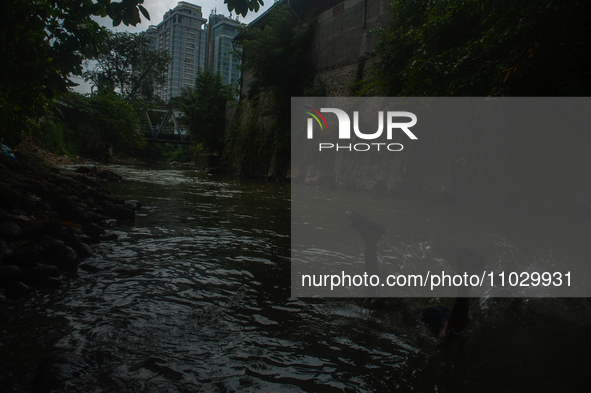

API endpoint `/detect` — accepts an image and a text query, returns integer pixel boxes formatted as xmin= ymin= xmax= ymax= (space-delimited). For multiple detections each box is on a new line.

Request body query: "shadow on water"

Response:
xmin=1 ymin=164 xmax=590 ymax=392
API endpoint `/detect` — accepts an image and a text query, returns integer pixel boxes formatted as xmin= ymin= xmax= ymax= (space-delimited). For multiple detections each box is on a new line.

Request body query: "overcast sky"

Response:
xmin=70 ymin=0 xmax=273 ymax=94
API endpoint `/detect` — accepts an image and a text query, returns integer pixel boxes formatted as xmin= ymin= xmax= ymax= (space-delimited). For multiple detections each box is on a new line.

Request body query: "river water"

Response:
xmin=1 ymin=164 xmax=590 ymax=392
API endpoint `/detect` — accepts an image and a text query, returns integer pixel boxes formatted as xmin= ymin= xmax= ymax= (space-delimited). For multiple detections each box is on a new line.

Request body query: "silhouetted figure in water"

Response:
xmin=345 ymin=210 xmax=387 ymax=297
xmin=345 ymin=210 xmax=485 ymax=342
xmin=422 ymin=248 xmax=486 ymax=342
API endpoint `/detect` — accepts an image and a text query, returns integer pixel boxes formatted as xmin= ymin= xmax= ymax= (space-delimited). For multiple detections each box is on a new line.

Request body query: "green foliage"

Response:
xmin=162 ymin=145 xmax=200 ymax=163
xmin=233 ymin=5 xmax=316 ymax=152
xmin=39 ymin=118 xmax=79 ymax=157
xmin=224 ymin=0 xmax=264 ymax=17
xmin=224 ymin=5 xmax=317 ymax=177
xmin=84 ymin=31 xmax=172 ymax=101
xmin=370 ymin=0 xmax=591 ymax=96
xmin=237 ymin=5 xmax=316 ymax=99
xmin=88 ymin=91 xmax=145 ymax=150
xmin=180 ymin=69 xmax=235 ymax=154
xmin=224 ymin=99 xmax=274 ymax=174
xmin=138 ymin=142 xmax=202 ymax=163
xmin=303 ymin=78 xmax=328 ymax=97
xmin=1 ymin=0 xmax=149 ymax=143
xmin=58 ymin=91 xmax=144 ymax=154
xmin=89 ymin=0 xmax=151 ymax=27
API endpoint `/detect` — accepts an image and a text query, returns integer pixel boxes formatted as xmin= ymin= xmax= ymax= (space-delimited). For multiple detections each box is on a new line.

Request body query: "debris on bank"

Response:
xmin=1 ymin=138 xmax=16 ymax=161
xmin=74 ymin=166 xmax=123 ymax=182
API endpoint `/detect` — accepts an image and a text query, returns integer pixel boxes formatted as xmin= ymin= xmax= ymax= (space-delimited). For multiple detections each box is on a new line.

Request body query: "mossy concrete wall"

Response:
xmin=311 ymin=0 xmax=390 ymax=96
xmin=225 ymin=0 xmax=390 ymax=178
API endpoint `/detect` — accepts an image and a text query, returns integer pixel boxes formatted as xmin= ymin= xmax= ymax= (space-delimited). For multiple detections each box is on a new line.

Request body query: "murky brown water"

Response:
xmin=1 ymin=164 xmax=590 ymax=392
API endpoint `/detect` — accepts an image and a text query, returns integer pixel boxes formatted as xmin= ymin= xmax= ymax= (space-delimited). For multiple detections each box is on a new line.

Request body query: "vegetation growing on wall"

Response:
xmin=226 ymin=5 xmax=318 ymax=176
xmin=320 ymin=0 xmax=591 ymax=214
xmin=225 ymin=98 xmax=274 ymax=176
xmin=367 ymin=0 xmax=591 ymax=97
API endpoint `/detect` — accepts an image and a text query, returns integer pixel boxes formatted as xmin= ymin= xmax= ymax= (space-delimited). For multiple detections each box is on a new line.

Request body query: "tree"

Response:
xmin=0 ymin=0 xmax=261 ymax=144
xmin=84 ymin=31 xmax=172 ymax=101
xmin=180 ymin=69 xmax=235 ymax=153
xmin=368 ymin=0 xmax=591 ymax=97
xmin=1 ymin=0 xmax=150 ymax=143
xmin=88 ymin=91 xmax=144 ymax=151
xmin=224 ymin=0 xmax=264 ymax=17
xmin=58 ymin=91 xmax=144 ymax=154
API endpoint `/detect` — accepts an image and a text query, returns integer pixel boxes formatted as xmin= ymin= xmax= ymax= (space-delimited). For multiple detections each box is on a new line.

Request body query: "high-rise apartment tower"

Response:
xmin=150 ymin=2 xmax=207 ymax=103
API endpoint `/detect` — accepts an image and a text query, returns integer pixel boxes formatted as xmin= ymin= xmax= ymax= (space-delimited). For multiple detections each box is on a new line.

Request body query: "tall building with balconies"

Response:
xmin=152 ymin=2 xmax=208 ymax=103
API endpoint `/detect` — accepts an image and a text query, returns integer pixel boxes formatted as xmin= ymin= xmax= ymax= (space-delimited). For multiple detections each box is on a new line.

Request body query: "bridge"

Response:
xmin=138 ymin=105 xmax=191 ymax=144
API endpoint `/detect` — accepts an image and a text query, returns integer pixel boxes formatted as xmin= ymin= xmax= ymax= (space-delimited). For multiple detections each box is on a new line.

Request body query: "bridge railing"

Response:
xmin=137 ymin=105 xmax=190 ymax=144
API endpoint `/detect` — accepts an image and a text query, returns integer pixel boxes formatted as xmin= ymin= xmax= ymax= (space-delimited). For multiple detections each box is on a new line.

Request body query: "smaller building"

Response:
xmin=143 ymin=25 xmax=158 ymax=48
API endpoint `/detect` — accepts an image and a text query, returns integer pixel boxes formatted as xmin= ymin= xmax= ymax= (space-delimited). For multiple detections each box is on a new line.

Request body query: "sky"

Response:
xmin=70 ymin=0 xmax=273 ymax=94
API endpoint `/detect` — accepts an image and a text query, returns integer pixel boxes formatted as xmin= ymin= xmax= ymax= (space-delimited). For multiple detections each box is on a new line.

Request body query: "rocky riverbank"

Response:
xmin=0 ymin=151 xmax=140 ymax=300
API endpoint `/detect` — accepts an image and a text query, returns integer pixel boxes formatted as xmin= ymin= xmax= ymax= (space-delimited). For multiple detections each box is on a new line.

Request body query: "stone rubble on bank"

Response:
xmin=74 ymin=165 xmax=123 ymax=182
xmin=0 ymin=152 xmax=141 ymax=300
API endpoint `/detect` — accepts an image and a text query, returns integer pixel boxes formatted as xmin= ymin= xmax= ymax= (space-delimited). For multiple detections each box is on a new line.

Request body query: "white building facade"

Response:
xmin=151 ymin=2 xmax=208 ymax=103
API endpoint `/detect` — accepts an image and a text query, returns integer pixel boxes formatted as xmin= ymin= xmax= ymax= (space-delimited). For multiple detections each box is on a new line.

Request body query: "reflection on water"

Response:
xmin=1 ymin=164 xmax=590 ymax=392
